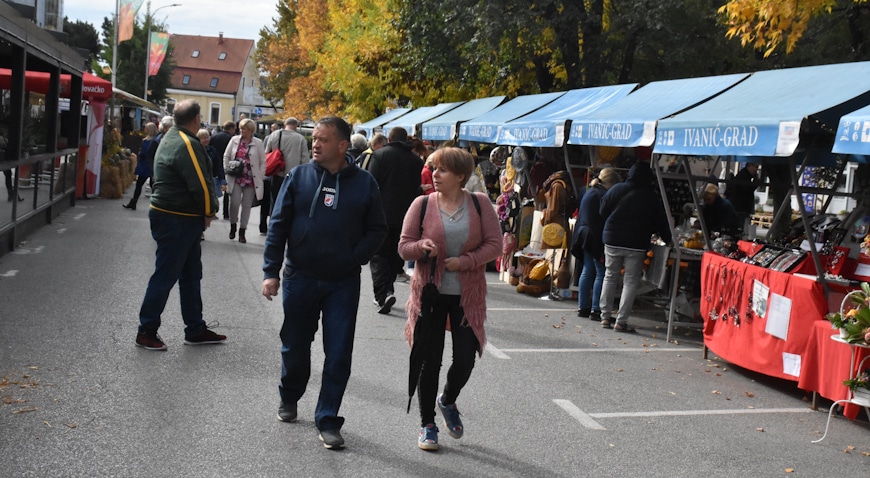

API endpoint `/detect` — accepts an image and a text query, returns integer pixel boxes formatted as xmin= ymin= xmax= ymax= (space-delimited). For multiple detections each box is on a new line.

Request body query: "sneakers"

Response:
xmin=184 ymin=328 xmax=227 ymax=345
xmin=590 ymin=310 xmax=601 ymax=321
xmin=319 ymin=429 xmax=345 ymax=449
xmin=418 ymin=423 xmax=439 ymax=450
xmin=135 ymin=331 xmax=167 ymax=351
xmin=377 ymin=294 xmax=396 ymax=314
xmin=277 ymin=402 xmax=297 ymax=422
xmin=437 ymin=394 xmax=463 ymax=439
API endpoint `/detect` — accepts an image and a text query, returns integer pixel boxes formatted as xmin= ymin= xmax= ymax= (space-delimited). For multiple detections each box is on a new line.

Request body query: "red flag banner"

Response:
xmin=118 ymin=0 xmax=145 ymax=43
xmin=148 ymin=32 xmax=170 ymax=76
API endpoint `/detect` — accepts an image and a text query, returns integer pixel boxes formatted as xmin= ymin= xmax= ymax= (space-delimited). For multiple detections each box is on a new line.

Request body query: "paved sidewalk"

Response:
xmin=0 ymin=196 xmax=867 ymax=477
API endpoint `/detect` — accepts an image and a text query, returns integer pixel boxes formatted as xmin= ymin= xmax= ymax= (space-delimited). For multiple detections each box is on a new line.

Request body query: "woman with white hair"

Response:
xmin=223 ymin=118 xmax=266 ymax=243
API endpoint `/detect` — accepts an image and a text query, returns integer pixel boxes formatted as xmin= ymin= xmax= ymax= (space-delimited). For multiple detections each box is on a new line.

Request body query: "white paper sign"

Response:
xmin=854 ymin=262 xmax=870 ymax=278
xmin=782 ymin=352 xmax=801 ymax=377
xmin=765 ymin=293 xmax=792 ymax=341
xmin=752 ymin=280 xmax=769 ymax=318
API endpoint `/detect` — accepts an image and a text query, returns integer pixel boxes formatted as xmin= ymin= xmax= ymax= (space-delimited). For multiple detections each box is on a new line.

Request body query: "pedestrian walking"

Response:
xmin=135 ymin=100 xmax=224 ymax=351
xmin=261 ymin=116 xmax=387 ymax=450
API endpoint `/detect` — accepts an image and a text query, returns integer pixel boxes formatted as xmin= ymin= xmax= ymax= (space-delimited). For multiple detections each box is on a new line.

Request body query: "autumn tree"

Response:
xmin=719 ymin=0 xmax=869 ymax=57
xmin=63 ymin=17 xmax=100 ymax=72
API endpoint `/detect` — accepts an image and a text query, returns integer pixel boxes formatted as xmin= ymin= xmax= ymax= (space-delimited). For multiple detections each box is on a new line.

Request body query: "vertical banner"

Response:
xmin=148 ymin=32 xmax=170 ymax=76
xmin=118 ymin=0 xmax=145 ymax=43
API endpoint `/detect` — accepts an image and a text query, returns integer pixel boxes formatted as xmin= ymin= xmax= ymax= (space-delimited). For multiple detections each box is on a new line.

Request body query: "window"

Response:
xmin=218 ymin=52 xmax=227 ymax=60
xmin=191 ymin=50 xmax=200 ymax=58
xmin=210 ymin=78 xmax=219 ymax=88
xmin=182 ymin=75 xmax=190 ymax=85
xmin=210 ymin=103 xmax=221 ymax=125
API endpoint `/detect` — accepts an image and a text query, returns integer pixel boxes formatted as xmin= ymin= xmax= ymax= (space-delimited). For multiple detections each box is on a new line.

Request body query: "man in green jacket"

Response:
xmin=135 ymin=99 xmax=225 ymax=351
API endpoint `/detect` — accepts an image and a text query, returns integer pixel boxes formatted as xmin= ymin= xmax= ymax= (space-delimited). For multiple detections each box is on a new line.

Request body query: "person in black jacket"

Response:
xmin=724 ymin=162 xmax=759 ymax=225
xmin=367 ymin=127 xmax=425 ymax=313
xmin=573 ymin=167 xmax=621 ymax=320
xmin=210 ymin=121 xmax=236 ymax=219
xmin=598 ymin=161 xmax=672 ymax=333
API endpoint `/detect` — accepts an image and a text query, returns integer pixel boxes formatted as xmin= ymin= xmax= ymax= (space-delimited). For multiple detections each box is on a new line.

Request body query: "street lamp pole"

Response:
xmin=144 ymin=2 xmax=181 ymax=103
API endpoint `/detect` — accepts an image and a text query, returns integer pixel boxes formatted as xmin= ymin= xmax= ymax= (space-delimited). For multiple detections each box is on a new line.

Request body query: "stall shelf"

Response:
xmin=700 ymin=252 xmax=828 ymax=381
xmin=810 ymin=336 xmax=870 ymax=443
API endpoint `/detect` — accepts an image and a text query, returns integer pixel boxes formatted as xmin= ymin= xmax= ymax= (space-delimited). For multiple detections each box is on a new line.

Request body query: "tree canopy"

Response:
xmin=256 ymin=0 xmax=870 ymax=123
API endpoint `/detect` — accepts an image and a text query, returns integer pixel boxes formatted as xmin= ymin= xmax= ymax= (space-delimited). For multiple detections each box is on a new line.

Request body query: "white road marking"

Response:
xmin=497 ymin=348 xmax=692 ymax=353
xmin=74 ymin=213 xmax=86 ymax=220
xmin=555 ymin=398 xmax=814 ymax=430
xmin=485 ymin=342 xmax=511 ymax=359
xmin=1 ymin=270 xmax=19 ymax=277
xmin=553 ymin=400 xmax=606 ymax=430
xmin=488 ymin=308 xmax=577 ymax=312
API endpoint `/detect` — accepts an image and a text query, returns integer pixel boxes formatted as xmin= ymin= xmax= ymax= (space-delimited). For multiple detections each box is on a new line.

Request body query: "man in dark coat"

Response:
xmin=725 ymin=162 xmax=759 ymax=225
xmin=210 ymin=121 xmax=235 ymax=219
xmin=598 ymin=161 xmax=672 ymax=333
xmin=367 ymin=127 xmax=424 ymax=313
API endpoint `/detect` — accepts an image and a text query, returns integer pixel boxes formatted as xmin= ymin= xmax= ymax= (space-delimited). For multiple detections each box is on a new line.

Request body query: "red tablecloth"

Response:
xmin=701 ymin=253 xmax=828 ymax=381
xmin=799 ymin=321 xmax=870 ymax=420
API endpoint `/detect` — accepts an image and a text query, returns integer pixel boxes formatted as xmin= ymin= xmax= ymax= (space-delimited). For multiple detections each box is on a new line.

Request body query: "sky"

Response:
xmin=62 ymin=0 xmax=279 ymax=41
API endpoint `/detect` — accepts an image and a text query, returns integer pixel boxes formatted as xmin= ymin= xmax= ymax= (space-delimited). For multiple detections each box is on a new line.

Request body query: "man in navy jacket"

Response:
xmin=262 ymin=116 xmax=387 ymax=450
xmin=598 ymin=161 xmax=672 ymax=333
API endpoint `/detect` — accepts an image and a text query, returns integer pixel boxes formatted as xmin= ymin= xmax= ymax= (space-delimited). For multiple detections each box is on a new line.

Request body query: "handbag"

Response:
xmin=227 ymin=160 xmax=244 ymax=176
xmin=265 ymin=131 xmax=285 ymax=176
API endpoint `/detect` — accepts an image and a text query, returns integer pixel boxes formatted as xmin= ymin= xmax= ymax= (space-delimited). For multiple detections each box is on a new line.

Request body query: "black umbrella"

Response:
xmin=407 ymin=252 xmax=439 ymax=413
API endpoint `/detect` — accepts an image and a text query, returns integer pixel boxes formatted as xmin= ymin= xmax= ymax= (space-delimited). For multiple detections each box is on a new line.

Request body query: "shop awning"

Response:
xmin=568 ymin=74 xmax=748 ymax=148
xmin=833 ymin=103 xmax=870 ymax=157
xmin=420 ymin=96 xmax=506 ymax=141
xmin=458 ymin=92 xmax=565 ymax=144
xmin=654 ymin=61 xmax=870 ymax=157
xmin=113 ymin=87 xmax=162 ymax=114
xmin=382 ymin=101 xmax=465 ymax=137
xmin=0 ymin=69 xmax=113 ymax=102
xmin=498 ymin=84 xmax=637 ymax=147
xmin=355 ymin=108 xmax=411 ymax=137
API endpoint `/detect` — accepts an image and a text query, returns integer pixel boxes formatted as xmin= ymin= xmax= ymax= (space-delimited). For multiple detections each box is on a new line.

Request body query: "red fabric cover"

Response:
xmin=799 ymin=321 xmax=870 ymax=420
xmin=737 ymin=240 xmax=763 ymax=257
xmin=701 ymin=253 xmax=827 ymax=382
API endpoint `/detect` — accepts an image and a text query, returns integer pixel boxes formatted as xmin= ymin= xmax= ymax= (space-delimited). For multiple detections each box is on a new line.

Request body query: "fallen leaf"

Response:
xmin=12 ymin=406 xmax=38 ymax=414
xmin=675 ymin=370 xmax=682 ymax=373
xmin=544 ymin=314 xmax=549 ymax=317
xmin=844 ymin=446 xmax=855 ymax=454
xmin=705 ymin=369 xmax=711 ymax=373
xmin=784 ymin=468 xmax=794 ymax=473
xmin=552 ymin=324 xmax=563 ymax=329
xmin=43 ymin=421 xmax=51 ymax=428
xmin=715 ymin=373 xmax=722 ymax=377
xmin=745 ymin=392 xmax=755 ymax=398
xmin=673 ymin=340 xmax=680 ymax=345
xmin=748 ymin=406 xmax=755 ymax=409
xmin=756 ymin=427 xmax=764 ymax=432
xmin=615 ymin=368 xmax=624 ymax=372
xmin=712 ymin=390 xmax=721 ymax=394
xmin=669 ymin=391 xmax=676 ymax=395
xmin=861 ymin=451 xmax=869 ymax=456
xmin=64 ymin=423 xmax=77 ymax=429
xmin=28 ymin=366 xmax=38 ymax=370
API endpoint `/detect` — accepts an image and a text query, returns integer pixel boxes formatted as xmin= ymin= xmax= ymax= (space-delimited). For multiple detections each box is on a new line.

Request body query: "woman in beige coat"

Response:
xmin=223 ymin=118 xmax=266 ymax=243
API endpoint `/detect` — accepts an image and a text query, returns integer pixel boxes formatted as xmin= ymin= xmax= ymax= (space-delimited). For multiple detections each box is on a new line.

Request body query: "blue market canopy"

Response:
xmin=355 ymin=108 xmax=411 ymax=138
xmin=654 ymin=61 xmax=870 ymax=157
xmin=382 ymin=101 xmax=464 ymax=137
xmin=458 ymin=92 xmax=565 ymax=144
xmin=421 ymin=96 xmax=506 ymax=141
xmin=498 ymin=84 xmax=636 ymax=147
xmin=568 ymin=74 xmax=748 ymax=148
xmin=833 ymin=103 xmax=870 ymax=157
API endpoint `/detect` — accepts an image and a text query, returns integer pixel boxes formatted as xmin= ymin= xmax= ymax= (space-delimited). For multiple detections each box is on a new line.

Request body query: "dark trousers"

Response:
xmin=369 ymin=225 xmax=403 ymax=304
xmin=259 ymin=178 xmax=272 ymax=233
xmin=130 ymin=175 xmax=152 ymax=205
xmin=279 ymin=271 xmax=360 ymax=431
xmin=138 ymin=210 xmax=207 ymax=338
xmin=270 ymin=175 xmax=285 ymax=207
xmin=222 ymin=193 xmax=230 ymax=219
xmin=418 ymin=294 xmax=478 ymax=426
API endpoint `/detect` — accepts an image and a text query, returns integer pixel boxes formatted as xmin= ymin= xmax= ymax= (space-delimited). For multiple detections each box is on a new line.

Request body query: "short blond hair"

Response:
xmin=196 ymin=128 xmax=211 ymax=140
xmin=431 ymin=147 xmax=474 ymax=187
xmin=239 ymin=118 xmax=255 ymax=132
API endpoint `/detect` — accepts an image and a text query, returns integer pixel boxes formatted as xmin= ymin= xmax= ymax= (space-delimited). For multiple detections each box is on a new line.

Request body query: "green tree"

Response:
xmin=96 ymin=16 xmax=175 ymax=104
xmin=63 ymin=17 xmax=100 ymax=71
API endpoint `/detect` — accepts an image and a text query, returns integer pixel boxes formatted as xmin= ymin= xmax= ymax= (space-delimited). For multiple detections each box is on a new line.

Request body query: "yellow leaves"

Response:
xmin=718 ymin=0 xmax=842 ymax=56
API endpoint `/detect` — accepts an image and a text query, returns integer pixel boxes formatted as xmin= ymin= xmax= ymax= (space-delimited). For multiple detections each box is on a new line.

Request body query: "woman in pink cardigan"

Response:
xmin=399 ymin=147 xmax=502 ymax=451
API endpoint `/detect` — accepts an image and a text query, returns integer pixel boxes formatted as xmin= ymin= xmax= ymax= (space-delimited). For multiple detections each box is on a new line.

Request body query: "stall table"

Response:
xmin=701 ymin=252 xmax=828 ymax=381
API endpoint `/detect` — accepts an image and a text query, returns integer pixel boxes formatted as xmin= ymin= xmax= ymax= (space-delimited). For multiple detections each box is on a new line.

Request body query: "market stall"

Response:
xmin=382 ymin=101 xmax=464 ymax=138
xmin=354 ymin=107 xmax=411 ymax=138
xmin=420 ymin=96 xmax=506 ymax=142
xmin=653 ymin=61 xmax=870 ymax=389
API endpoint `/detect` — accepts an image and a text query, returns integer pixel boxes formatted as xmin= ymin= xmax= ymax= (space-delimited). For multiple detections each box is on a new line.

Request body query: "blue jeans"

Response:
xmin=138 ymin=210 xmax=207 ymax=338
xmin=599 ymin=245 xmax=646 ymax=326
xmin=578 ymin=251 xmax=605 ymax=311
xmin=279 ymin=270 xmax=360 ymax=431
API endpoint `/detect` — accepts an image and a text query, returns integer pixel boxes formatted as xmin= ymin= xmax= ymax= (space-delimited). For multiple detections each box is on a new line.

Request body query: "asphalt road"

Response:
xmin=0 ymin=194 xmax=867 ymax=477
